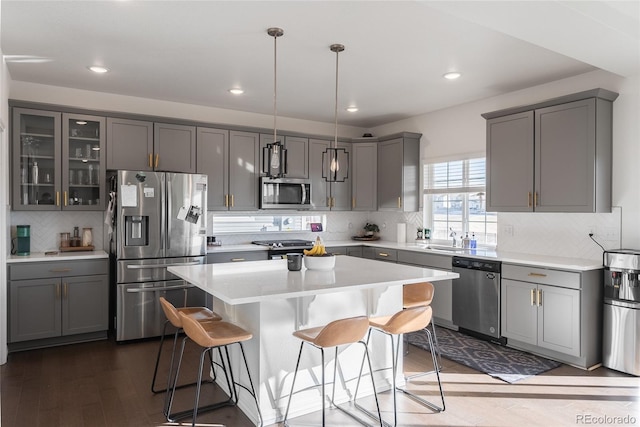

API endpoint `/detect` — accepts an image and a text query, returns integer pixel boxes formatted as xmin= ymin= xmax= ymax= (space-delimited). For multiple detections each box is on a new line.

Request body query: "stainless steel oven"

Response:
xmin=252 ymin=239 xmax=313 ymax=259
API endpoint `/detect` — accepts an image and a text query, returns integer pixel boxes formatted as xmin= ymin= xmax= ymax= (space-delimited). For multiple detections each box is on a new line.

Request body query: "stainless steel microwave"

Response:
xmin=260 ymin=177 xmax=311 ymax=210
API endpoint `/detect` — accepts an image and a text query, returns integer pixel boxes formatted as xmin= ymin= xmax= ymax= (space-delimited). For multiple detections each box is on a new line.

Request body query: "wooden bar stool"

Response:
xmin=403 ymin=282 xmax=442 ymax=369
xmin=168 ymin=311 xmax=263 ymax=427
xmin=354 ymin=306 xmax=445 ymax=427
xmin=151 ymin=297 xmax=222 ymax=395
xmin=283 ymin=316 xmax=382 ymax=427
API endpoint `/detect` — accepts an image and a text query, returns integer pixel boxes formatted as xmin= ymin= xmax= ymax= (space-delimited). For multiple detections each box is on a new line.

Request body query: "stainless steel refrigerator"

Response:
xmin=110 ymin=170 xmax=208 ymax=341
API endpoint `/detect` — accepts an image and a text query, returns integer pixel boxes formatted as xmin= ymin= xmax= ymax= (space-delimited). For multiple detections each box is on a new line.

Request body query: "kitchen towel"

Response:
xmin=397 ymin=223 xmax=406 ymax=243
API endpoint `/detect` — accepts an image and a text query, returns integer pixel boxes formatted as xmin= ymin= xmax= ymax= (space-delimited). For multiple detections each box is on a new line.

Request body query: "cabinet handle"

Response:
xmin=528 ymin=272 xmax=547 ymax=277
xmin=63 ymin=283 xmax=68 ymax=298
xmin=225 ymin=194 xmax=229 ymax=207
xmin=534 ymin=192 xmax=539 ymax=207
xmin=527 ymin=192 xmax=532 ymax=207
xmin=230 ymin=258 xmax=245 ymax=262
xmin=56 ymin=284 xmax=61 ymax=299
xmin=378 ymin=252 xmax=389 ymax=257
xmin=148 ymin=153 xmax=153 ymax=168
xmin=50 ymin=268 xmax=72 ymax=273
xmin=230 ymin=194 xmax=234 ymax=207
xmin=154 ymin=154 xmax=159 ymax=168
xmin=397 ymin=197 xmax=402 ymax=209
xmin=530 ymin=289 xmax=536 ymax=306
xmin=64 ymin=191 xmax=68 ymax=206
xmin=537 ymin=289 xmax=542 ymax=306
xmin=56 ymin=191 xmax=60 ymax=206
xmin=352 ymin=197 xmax=356 ymax=209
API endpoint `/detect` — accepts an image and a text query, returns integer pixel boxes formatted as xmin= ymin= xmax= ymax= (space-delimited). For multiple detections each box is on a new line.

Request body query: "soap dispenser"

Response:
xmin=470 ymin=232 xmax=477 ymax=249
xmin=462 ymin=232 xmax=471 ymax=249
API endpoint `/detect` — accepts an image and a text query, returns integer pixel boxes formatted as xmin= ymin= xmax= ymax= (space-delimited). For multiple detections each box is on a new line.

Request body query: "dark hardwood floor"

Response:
xmin=2 ymin=334 xmax=638 ymax=426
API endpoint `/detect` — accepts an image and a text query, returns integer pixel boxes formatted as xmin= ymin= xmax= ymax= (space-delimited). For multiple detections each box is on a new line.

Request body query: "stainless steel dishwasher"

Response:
xmin=452 ymin=256 xmax=505 ymax=344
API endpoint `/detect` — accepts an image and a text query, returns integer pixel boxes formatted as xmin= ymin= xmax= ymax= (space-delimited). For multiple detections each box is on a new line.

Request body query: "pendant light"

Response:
xmin=323 ymin=43 xmax=349 ymax=182
xmin=264 ymin=27 xmax=286 ymax=178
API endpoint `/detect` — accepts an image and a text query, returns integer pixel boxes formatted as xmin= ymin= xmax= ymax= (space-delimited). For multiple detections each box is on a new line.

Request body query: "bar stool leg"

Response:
xmin=283 ymin=342 xmax=304 ymax=424
xmin=151 ymin=320 xmax=171 ymax=393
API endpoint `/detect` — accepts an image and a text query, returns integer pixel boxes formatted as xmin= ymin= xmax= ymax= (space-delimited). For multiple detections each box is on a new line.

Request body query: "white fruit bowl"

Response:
xmin=304 ymin=254 xmax=336 ymax=270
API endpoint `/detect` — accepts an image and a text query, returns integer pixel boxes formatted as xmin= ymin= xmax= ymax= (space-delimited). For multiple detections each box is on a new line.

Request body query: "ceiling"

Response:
xmin=2 ymin=1 xmax=639 ymax=128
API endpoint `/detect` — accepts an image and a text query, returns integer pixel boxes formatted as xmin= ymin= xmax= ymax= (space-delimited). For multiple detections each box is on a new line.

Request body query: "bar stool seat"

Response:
xmin=283 ymin=316 xmax=382 ymax=427
xmin=151 ymin=297 xmax=222 ymax=395
xmin=355 ymin=306 xmax=445 ymax=427
xmin=402 ymin=282 xmax=442 ymax=369
xmin=169 ymin=312 xmax=263 ymax=427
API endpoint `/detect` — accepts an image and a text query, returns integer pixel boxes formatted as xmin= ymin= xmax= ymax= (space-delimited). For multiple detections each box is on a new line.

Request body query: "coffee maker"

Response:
xmin=11 ymin=225 xmax=30 ymax=256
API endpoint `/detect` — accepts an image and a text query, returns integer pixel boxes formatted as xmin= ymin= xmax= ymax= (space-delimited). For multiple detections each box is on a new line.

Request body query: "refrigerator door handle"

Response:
xmin=166 ymin=175 xmax=172 ymax=250
xmin=126 ymin=261 xmax=201 ymax=270
xmin=160 ymin=172 xmax=166 ymax=251
xmin=126 ymin=284 xmax=194 ymax=293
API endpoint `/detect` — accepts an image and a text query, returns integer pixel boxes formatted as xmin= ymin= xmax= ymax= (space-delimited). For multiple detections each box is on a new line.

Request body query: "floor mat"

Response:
xmin=406 ymin=327 xmax=562 ymax=383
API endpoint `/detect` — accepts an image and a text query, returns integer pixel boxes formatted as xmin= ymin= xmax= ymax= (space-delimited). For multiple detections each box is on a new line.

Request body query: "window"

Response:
xmin=212 ymin=214 xmax=326 ymax=234
xmin=423 ymin=157 xmax=497 ymax=246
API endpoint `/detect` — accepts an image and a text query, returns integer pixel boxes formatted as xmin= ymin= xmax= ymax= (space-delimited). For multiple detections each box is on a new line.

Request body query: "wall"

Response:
xmin=372 ymin=69 xmax=640 ymax=258
xmin=1 ymin=42 xmax=11 ymax=364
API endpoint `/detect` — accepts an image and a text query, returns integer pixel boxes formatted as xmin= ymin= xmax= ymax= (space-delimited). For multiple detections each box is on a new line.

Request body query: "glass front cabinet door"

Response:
xmin=12 ymin=108 xmax=106 ymax=211
xmin=12 ymin=108 xmax=61 ymax=210
xmin=62 ymin=114 xmax=106 ymax=210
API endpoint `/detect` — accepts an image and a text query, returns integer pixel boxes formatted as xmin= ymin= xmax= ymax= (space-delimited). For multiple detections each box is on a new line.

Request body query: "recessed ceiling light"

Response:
xmin=443 ymin=72 xmax=461 ymax=80
xmin=88 ymin=65 xmax=109 ymax=74
xmin=346 ymin=106 xmax=359 ymax=113
xmin=228 ymin=88 xmax=244 ymax=95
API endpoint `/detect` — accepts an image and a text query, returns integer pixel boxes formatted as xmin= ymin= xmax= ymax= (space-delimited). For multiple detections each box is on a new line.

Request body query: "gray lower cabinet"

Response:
xmin=207 ymin=251 xmax=268 ymax=264
xmin=8 ymin=259 xmax=109 ymax=349
xmin=324 ymin=246 xmax=364 ymax=257
xmin=260 ymin=134 xmax=309 ymax=179
xmin=309 ymin=139 xmax=351 ymax=210
xmin=484 ymin=89 xmax=616 ymax=213
xmin=377 ymin=133 xmax=421 ymax=212
xmin=501 ymin=263 xmax=602 ymax=368
xmin=351 ymin=142 xmax=377 ymax=211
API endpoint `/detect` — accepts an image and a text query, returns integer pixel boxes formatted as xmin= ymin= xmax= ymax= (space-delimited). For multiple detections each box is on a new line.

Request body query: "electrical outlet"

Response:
xmin=503 ymin=225 xmax=514 ymax=237
xmin=604 ymin=227 xmax=618 ymax=240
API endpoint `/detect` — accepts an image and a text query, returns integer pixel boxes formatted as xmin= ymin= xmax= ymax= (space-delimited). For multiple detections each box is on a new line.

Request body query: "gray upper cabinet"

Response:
xmin=484 ymin=89 xmax=617 ymax=213
xmin=106 ymin=117 xmax=153 ymax=171
xmin=198 ymin=128 xmax=259 ymax=211
xmin=351 ymin=142 xmax=377 ymax=211
xmin=260 ymin=134 xmax=309 ymax=178
xmin=196 ymin=127 xmax=229 ymax=211
xmin=486 ymin=112 xmax=534 ymax=211
xmin=377 ymin=133 xmax=421 ymax=212
xmin=153 ymin=123 xmax=197 ymax=173
xmin=107 ymin=118 xmax=196 ymax=173
xmin=228 ymin=130 xmax=260 ymax=210
xmin=308 ymin=138 xmax=351 ymax=211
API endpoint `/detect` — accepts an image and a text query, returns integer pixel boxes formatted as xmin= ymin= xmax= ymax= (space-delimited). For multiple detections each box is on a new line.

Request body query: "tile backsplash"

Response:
xmin=10 ymin=207 xmax=621 ymax=263
xmin=10 ymin=211 xmax=105 ymax=253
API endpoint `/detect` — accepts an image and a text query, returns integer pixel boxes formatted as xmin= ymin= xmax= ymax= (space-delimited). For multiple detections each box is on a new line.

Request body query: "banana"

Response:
xmin=304 ymin=242 xmax=326 ymax=256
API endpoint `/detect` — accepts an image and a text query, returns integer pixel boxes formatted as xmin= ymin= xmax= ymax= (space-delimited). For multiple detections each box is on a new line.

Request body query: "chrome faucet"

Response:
xmin=449 ymin=228 xmax=457 ymax=247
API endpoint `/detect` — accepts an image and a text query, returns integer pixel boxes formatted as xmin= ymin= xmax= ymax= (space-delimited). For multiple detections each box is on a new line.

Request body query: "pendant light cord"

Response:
xmin=273 ymin=32 xmax=278 ymax=144
xmin=334 ymin=47 xmax=339 ymax=150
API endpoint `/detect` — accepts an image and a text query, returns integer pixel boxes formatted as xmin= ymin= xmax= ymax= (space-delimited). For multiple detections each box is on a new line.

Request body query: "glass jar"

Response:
xmin=60 ymin=232 xmax=70 ymax=248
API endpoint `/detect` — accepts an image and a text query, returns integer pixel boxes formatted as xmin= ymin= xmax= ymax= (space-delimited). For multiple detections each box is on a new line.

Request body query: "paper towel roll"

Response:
xmin=397 ymin=223 xmax=406 ymax=243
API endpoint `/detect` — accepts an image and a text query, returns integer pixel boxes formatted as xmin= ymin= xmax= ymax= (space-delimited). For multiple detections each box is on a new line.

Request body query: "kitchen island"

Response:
xmin=168 ymin=256 xmax=458 ymax=426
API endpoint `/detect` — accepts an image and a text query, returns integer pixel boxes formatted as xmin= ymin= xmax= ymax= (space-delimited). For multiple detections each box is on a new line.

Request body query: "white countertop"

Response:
xmin=7 ymin=250 xmax=109 ymax=263
xmin=168 ymin=256 xmax=458 ymax=305
xmin=324 ymin=240 xmax=603 ymax=271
